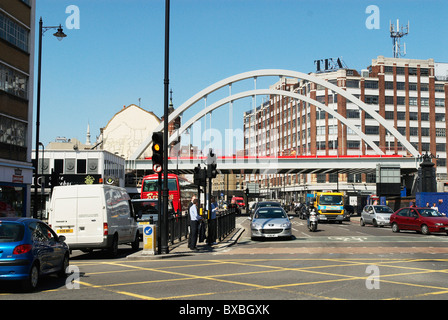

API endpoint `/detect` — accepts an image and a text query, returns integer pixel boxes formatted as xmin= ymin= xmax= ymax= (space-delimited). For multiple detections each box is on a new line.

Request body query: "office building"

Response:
xmin=0 ymin=0 xmax=35 ymax=216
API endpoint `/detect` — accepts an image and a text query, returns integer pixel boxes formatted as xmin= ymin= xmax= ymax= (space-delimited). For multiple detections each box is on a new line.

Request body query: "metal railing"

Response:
xmin=166 ymin=209 xmax=236 ymax=246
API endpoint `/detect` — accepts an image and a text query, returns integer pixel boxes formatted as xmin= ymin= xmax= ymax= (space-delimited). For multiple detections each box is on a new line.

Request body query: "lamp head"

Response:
xmin=53 ymin=25 xmax=67 ymax=41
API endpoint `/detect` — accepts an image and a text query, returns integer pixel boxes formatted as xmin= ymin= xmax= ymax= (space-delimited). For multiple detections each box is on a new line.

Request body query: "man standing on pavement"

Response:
xmin=207 ymin=197 xmax=218 ymax=245
xmin=188 ymin=198 xmax=201 ymax=250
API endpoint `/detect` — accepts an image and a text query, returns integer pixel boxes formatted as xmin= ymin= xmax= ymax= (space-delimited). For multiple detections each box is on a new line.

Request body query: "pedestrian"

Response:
xmin=188 ymin=195 xmax=196 ymax=212
xmin=188 ymin=198 xmax=201 ymax=250
xmin=207 ymin=197 xmax=218 ymax=245
xmin=431 ymin=203 xmax=439 ymax=212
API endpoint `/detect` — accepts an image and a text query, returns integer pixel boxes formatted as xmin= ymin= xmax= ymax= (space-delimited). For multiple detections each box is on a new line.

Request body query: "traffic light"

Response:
xmin=151 ymin=131 xmax=163 ymax=173
xmin=194 ymin=165 xmax=206 ymax=186
xmin=207 ymin=163 xmax=217 ymax=179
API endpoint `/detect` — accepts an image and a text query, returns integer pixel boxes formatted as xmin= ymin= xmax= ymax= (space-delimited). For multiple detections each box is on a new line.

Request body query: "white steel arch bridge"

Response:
xmin=128 ymin=69 xmax=421 ymax=175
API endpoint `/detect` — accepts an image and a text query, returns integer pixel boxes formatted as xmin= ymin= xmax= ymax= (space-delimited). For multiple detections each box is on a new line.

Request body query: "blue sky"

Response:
xmin=35 ymin=0 xmax=448 ymax=151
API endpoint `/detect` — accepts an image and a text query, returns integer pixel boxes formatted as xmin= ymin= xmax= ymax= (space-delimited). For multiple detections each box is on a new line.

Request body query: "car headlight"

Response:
xmin=281 ymin=222 xmax=291 ymax=228
xmin=435 ymin=223 xmax=444 ymax=226
xmin=252 ymin=223 xmax=262 ymax=229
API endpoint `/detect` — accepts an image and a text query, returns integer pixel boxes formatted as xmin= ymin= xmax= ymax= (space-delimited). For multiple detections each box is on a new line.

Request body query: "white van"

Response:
xmin=48 ymin=185 xmax=139 ymax=256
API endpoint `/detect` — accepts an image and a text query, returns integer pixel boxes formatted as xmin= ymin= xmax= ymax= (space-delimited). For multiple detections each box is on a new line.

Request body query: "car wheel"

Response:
xmin=131 ymin=232 xmax=140 ymax=251
xmin=421 ymin=224 xmax=430 ymax=235
xmin=392 ymin=223 xmax=400 ymax=233
xmin=57 ymin=254 xmax=69 ymax=278
xmin=360 ymin=218 xmax=365 ymax=226
xmin=109 ymin=234 xmax=119 ymax=258
xmin=373 ymin=219 xmax=378 ymax=227
xmin=22 ymin=262 xmax=39 ymax=292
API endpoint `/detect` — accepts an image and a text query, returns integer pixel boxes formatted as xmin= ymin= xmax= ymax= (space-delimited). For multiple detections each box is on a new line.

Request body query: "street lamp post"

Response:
xmin=161 ymin=0 xmax=170 ymax=254
xmin=33 ymin=18 xmax=67 ymax=218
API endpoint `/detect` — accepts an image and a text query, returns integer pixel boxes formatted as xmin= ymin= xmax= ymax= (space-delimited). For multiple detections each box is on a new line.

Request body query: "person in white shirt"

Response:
xmin=188 ymin=198 xmax=201 ymax=250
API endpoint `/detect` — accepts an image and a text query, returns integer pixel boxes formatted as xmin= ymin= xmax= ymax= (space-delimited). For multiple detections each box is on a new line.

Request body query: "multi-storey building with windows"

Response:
xmin=244 ymin=56 xmax=448 ymax=203
xmin=0 ymin=0 xmax=35 ymax=216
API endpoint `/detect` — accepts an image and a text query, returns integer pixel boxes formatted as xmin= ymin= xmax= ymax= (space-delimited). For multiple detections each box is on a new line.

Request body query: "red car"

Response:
xmin=390 ymin=207 xmax=448 ymax=235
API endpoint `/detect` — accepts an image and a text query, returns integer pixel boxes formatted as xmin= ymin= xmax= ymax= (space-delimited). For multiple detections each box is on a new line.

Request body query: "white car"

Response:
xmin=360 ymin=205 xmax=394 ymax=227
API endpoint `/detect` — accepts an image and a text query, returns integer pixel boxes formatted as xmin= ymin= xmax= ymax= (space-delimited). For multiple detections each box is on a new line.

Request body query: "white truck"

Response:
xmin=48 ymin=185 xmax=139 ymax=257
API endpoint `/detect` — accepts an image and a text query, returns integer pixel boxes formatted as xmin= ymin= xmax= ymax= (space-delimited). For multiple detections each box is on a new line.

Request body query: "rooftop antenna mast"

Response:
xmin=390 ymin=19 xmax=409 ymax=58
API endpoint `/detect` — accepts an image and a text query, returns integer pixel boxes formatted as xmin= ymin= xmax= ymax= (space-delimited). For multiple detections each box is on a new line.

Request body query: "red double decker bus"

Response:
xmin=140 ymin=174 xmax=183 ymax=213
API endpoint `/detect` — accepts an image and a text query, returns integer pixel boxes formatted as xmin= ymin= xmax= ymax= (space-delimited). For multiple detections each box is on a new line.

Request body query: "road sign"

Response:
xmin=142 ymin=225 xmax=156 ymax=255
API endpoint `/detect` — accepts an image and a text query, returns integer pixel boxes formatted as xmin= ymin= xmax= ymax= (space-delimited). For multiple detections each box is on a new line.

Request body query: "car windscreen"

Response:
xmin=258 ymin=202 xmax=281 ymax=207
xmin=133 ymin=202 xmax=159 ymax=216
xmin=255 ymin=209 xmax=286 ymax=219
xmin=142 ymin=179 xmax=177 ymax=192
xmin=418 ymin=209 xmax=444 ymax=217
xmin=319 ymin=195 xmax=343 ymax=205
xmin=373 ymin=206 xmax=394 ymax=213
xmin=0 ymin=222 xmax=24 ymax=242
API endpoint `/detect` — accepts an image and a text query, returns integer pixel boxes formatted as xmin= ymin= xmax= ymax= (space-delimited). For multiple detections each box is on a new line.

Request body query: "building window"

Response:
xmin=409 ymin=112 xmax=418 ymax=121
xmin=0 ymin=115 xmax=27 ymax=147
xmin=436 ymin=128 xmax=446 ymax=137
xmin=366 ymin=173 xmax=376 ymax=183
xmin=365 ymin=95 xmax=378 ymax=104
xmin=365 ymin=126 xmax=379 ymax=135
xmin=385 ymin=96 xmax=394 ymax=105
xmin=0 ymin=12 xmax=29 ymax=52
xmin=385 ymin=111 xmax=394 ymax=119
xmin=77 ymin=159 xmax=86 ymax=174
xmin=436 ymin=113 xmax=446 ymax=122
xmin=346 ymin=80 xmax=359 ymax=88
xmin=420 ymin=68 xmax=429 ymax=76
xmin=409 ymin=127 xmax=419 ymax=136
xmin=435 ymin=84 xmax=445 ymax=92
xmin=409 ymin=83 xmax=417 ymax=91
xmin=316 ymin=174 xmax=326 ymax=183
xmin=396 ymin=67 xmax=405 ymax=75
xmin=436 ymin=143 xmax=446 ymax=152
xmin=347 ymin=140 xmax=360 ymax=149
xmin=435 ymin=98 xmax=445 ymax=106
xmin=385 ymin=82 xmax=394 ymax=90
xmin=437 ymin=158 xmax=446 ymax=167
xmin=347 ymin=110 xmax=360 ymax=119
xmin=347 ymin=174 xmax=362 ymax=183
xmin=364 ymin=81 xmax=378 ymax=89
xmin=408 ymin=67 xmax=418 ymax=76
xmin=396 ymin=82 xmax=405 ymax=90
xmin=0 ymin=62 xmax=28 ymax=99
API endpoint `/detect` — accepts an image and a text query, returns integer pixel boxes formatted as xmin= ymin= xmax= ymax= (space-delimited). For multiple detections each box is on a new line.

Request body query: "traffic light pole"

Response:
xmin=161 ymin=0 xmax=170 ymax=254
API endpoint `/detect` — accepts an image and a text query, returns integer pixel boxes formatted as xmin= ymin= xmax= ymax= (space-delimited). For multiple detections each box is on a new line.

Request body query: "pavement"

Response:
xmin=127 ymin=226 xmax=246 ymax=260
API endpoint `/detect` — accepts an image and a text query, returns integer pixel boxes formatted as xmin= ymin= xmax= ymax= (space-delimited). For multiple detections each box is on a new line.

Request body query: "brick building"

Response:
xmin=243 ymin=56 xmax=448 ymax=202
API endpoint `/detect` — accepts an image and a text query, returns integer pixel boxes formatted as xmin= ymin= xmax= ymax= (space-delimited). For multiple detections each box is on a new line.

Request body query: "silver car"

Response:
xmin=250 ymin=207 xmax=293 ymax=240
xmin=360 ymin=205 xmax=394 ymax=227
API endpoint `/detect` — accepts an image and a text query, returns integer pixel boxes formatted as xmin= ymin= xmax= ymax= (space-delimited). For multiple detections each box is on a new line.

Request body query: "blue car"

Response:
xmin=0 ymin=217 xmax=69 ymax=291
